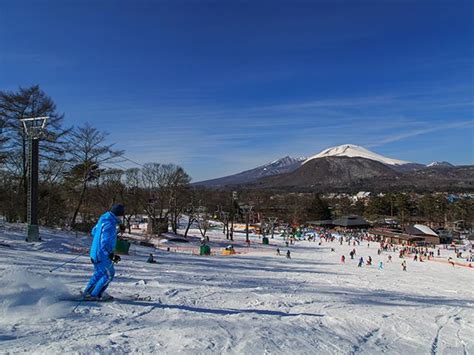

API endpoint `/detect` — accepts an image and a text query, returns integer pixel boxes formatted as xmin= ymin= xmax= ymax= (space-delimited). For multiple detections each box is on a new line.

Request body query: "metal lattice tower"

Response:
xmin=21 ymin=116 xmax=48 ymax=242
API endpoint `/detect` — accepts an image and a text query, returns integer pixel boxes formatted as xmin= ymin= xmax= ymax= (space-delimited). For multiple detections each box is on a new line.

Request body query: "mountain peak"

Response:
xmin=266 ymin=156 xmax=306 ymax=167
xmin=427 ymin=161 xmax=454 ymax=168
xmin=304 ymin=144 xmax=411 ymax=166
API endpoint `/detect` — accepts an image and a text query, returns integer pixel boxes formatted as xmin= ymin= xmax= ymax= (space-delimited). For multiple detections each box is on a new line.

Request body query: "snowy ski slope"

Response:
xmin=0 ymin=224 xmax=473 ymax=354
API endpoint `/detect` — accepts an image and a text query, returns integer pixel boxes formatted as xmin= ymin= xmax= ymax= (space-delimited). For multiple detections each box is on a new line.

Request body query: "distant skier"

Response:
xmin=341 ymin=255 xmax=345 ymax=263
xmin=286 ymin=250 xmax=291 ymax=259
xmin=147 ymin=253 xmax=157 ymax=263
xmin=378 ymin=261 xmax=383 ymax=270
xmin=358 ymin=257 xmax=364 ymax=267
xmin=276 ymin=248 xmax=281 ymax=256
xmin=83 ymin=204 xmax=125 ymax=300
xmin=401 ymin=260 xmax=407 ymax=271
xmin=387 ymin=255 xmax=392 ymax=263
xmin=366 ymin=256 xmax=372 ymax=266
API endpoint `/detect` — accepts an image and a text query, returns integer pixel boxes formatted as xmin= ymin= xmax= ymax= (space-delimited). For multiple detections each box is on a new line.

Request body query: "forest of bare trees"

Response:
xmin=0 ymin=85 xmax=193 ymax=232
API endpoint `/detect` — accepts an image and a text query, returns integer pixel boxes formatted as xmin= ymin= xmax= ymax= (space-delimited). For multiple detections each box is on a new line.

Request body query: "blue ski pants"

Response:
xmin=84 ymin=259 xmax=115 ymax=297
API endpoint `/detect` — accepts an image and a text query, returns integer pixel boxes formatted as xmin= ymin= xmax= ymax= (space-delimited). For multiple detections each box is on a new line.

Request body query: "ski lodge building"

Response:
xmin=369 ymin=224 xmax=440 ymax=245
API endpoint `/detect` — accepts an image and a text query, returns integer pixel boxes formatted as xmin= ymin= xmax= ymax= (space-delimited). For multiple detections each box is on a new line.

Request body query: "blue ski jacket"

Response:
xmin=89 ymin=211 xmax=121 ymax=263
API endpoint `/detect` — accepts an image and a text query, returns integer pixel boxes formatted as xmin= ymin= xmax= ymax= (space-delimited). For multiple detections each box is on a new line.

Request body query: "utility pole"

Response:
xmin=20 ymin=117 xmax=48 ymax=242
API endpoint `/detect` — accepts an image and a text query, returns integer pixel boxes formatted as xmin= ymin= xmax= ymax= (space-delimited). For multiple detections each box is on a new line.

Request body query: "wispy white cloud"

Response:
xmin=368 ymin=120 xmax=474 ymax=147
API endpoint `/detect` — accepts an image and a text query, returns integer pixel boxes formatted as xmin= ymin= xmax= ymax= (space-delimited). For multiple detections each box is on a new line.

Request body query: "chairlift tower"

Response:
xmin=20 ymin=117 xmax=48 ymax=242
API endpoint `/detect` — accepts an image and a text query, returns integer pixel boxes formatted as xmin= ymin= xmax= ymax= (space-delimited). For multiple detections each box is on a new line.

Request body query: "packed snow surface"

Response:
xmin=0 ymin=224 xmax=473 ymax=354
xmin=304 ymin=144 xmax=411 ymax=166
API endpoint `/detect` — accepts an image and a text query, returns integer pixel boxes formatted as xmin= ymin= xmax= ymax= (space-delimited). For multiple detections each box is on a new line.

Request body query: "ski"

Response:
xmin=62 ymin=294 xmax=154 ymax=303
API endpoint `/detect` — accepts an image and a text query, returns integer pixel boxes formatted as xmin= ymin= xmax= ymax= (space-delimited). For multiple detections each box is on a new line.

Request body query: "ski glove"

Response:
xmin=109 ymin=253 xmax=121 ymax=263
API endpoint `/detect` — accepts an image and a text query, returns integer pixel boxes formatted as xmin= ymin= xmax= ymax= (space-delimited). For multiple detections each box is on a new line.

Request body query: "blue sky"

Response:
xmin=1 ymin=0 xmax=473 ymax=181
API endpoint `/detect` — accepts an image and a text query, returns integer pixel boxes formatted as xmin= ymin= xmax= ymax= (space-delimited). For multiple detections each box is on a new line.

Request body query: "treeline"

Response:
xmin=0 ymin=85 xmax=194 ymax=232
xmin=190 ymin=189 xmax=473 ymax=228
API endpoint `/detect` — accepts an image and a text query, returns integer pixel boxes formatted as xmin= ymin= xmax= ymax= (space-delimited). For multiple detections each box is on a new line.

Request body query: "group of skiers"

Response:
xmin=276 ymin=248 xmax=291 ymax=259
xmin=341 ymin=251 xmax=401 ymax=271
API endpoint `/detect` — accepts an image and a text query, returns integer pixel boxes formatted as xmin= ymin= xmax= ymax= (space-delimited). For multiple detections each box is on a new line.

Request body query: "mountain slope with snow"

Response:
xmin=194 ymin=156 xmax=305 ymax=187
xmin=427 ymin=161 xmax=455 ymax=168
xmin=304 ymin=144 xmax=411 ymax=166
xmin=194 ymin=144 xmax=472 ymax=191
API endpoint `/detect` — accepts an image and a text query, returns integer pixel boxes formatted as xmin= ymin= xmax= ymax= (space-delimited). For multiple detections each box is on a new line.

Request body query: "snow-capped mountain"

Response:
xmin=195 ymin=144 xmax=472 ymax=190
xmin=304 ymin=144 xmax=411 ymax=166
xmin=262 ymin=156 xmax=306 ymax=172
xmin=427 ymin=161 xmax=454 ymax=168
xmin=194 ymin=156 xmax=306 ymax=187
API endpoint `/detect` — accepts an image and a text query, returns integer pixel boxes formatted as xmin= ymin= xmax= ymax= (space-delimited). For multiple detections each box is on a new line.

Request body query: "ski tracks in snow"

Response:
xmin=349 ymin=327 xmax=381 ymax=355
xmin=431 ymin=309 xmax=472 ymax=355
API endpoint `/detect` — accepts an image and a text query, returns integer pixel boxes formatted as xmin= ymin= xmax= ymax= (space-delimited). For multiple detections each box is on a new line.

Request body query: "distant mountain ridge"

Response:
xmin=194 ymin=156 xmax=305 ymax=187
xmin=194 ymin=144 xmax=471 ymax=191
xmin=253 ymin=156 xmax=473 ymax=191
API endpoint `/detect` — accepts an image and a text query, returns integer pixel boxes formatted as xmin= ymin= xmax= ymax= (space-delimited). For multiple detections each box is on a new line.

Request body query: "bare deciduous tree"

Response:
xmin=141 ymin=163 xmax=190 ymax=235
xmin=67 ymin=123 xmax=123 ymax=227
xmin=0 ymin=85 xmax=70 ymax=221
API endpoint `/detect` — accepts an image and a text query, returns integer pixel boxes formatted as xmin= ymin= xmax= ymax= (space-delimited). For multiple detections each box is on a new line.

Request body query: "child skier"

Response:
xmin=83 ymin=204 xmax=125 ymax=300
xmin=147 ymin=253 xmax=157 ymax=263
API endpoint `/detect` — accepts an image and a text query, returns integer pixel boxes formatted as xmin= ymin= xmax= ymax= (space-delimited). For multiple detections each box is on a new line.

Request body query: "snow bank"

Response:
xmin=0 ymin=267 xmax=72 ymax=324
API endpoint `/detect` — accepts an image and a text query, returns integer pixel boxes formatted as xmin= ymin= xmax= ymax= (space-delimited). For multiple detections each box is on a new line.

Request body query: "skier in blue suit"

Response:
xmin=83 ymin=204 xmax=125 ymax=300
